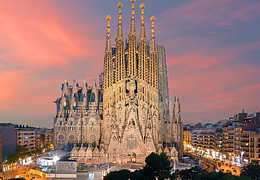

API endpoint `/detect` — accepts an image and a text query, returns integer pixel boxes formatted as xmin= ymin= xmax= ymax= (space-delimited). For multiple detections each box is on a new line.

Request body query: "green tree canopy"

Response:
xmin=104 ymin=169 xmax=132 ymax=180
xmin=241 ymin=160 xmax=260 ymax=180
xmin=6 ymin=154 xmax=19 ymax=164
xmin=16 ymin=146 xmax=28 ymax=157
xmin=144 ymin=152 xmax=171 ymax=180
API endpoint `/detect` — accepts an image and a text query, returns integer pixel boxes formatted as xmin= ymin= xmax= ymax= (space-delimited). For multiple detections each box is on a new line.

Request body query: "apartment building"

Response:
xmin=35 ymin=128 xmax=54 ymax=151
xmin=249 ymin=132 xmax=260 ymax=161
xmin=191 ymin=129 xmax=216 ymax=157
xmin=215 ymin=129 xmax=223 ymax=151
xmin=191 ymin=130 xmax=199 ymax=148
xmin=16 ymin=129 xmax=36 ymax=153
xmin=187 ymin=111 xmax=260 ymax=163
xmin=183 ymin=131 xmax=191 ymax=144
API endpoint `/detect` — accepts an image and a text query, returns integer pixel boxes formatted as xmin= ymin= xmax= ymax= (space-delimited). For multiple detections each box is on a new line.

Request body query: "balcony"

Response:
xmin=242 ymin=136 xmax=249 ymax=138
xmin=241 ymin=140 xmax=249 ymax=142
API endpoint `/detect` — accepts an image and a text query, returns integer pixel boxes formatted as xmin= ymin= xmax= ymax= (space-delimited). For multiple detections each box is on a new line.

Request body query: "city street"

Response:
xmin=185 ymin=151 xmax=242 ymax=175
xmin=0 ymin=162 xmax=36 ymax=179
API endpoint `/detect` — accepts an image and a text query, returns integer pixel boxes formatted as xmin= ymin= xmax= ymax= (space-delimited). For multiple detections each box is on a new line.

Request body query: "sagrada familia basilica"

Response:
xmin=54 ymin=0 xmax=183 ymax=165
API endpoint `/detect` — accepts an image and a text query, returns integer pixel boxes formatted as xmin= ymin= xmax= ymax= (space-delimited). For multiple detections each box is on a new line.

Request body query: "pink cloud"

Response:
xmin=161 ymin=0 xmax=260 ymax=29
xmin=0 ymin=1 xmax=105 ymax=122
xmin=0 ymin=0 xmax=259 ymax=127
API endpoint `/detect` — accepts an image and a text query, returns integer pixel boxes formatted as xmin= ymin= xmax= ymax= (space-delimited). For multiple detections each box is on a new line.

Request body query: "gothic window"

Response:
xmin=90 ymin=92 xmax=95 ymax=102
xmin=58 ymin=135 xmax=64 ymax=140
xmin=69 ymin=135 xmax=74 ymax=140
xmin=70 ymin=121 xmax=73 ymax=125
xmin=58 ymin=140 xmax=61 ymax=147
xmin=128 ymin=135 xmax=136 ymax=150
xmin=90 ymin=135 xmax=95 ymax=142
xmin=79 ymin=135 xmax=85 ymax=143
xmin=128 ymin=140 xmax=131 ymax=150
xmin=132 ymin=140 xmax=135 ymax=149
xmin=60 ymin=121 xmax=62 ymax=125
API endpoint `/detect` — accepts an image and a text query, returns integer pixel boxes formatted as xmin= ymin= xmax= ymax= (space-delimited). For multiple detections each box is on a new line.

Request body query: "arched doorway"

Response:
xmin=127 ymin=153 xmax=131 ymax=163
xmin=132 ymin=153 xmax=136 ymax=163
xmin=126 ymin=153 xmax=136 ymax=163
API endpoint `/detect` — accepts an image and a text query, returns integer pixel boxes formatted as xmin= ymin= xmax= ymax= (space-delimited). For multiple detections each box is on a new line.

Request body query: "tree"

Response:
xmin=16 ymin=146 xmax=28 ymax=157
xmin=6 ymin=154 xmax=19 ymax=170
xmin=177 ymin=166 xmax=203 ymax=180
xmin=241 ymin=160 xmax=260 ymax=180
xmin=104 ymin=153 xmax=172 ymax=180
xmin=141 ymin=153 xmax=172 ymax=180
xmin=104 ymin=169 xmax=132 ymax=180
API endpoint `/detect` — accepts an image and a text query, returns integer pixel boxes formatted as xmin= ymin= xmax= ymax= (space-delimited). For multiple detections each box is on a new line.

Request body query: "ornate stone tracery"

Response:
xmin=54 ymin=1 xmax=183 ymax=166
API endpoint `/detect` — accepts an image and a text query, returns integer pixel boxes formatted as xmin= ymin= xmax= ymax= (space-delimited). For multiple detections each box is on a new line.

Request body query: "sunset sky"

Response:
xmin=0 ymin=0 xmax=259 ymax=128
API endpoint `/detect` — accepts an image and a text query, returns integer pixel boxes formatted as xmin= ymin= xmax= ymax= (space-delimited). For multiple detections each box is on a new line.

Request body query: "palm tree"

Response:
xmin=241 ymin=160 xmax=260 ymax=180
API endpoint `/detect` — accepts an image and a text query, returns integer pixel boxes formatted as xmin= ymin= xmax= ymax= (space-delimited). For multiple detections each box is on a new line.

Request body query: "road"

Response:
xmin=0 ymin=162 xmax=36 ymax=179
xmin=184 ymin=152 xmax=216 ymax=172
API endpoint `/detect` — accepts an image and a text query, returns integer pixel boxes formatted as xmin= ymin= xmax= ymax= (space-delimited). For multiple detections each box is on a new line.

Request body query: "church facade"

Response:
xmin=54 ymin=0 xmax=183 ymax=165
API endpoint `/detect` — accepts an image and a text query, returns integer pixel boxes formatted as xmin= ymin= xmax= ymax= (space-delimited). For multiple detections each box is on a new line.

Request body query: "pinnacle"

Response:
xmin=118 ymin=2 xmax=123 ymax=7
xmin=106 ymin=15 xmax=111 ymax=20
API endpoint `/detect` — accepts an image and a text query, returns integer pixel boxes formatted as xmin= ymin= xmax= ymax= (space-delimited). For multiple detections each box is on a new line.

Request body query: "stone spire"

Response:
xmin=138 ymin=3 xmax=148 ymax=81
xmin=81 ymin=79 xmax=87 ymax=106
xmin=129 ymin=0 xmax=136 ymax=35
xmin=150 ymin=16 xmax=156 ymax=52
xmin=127 ymin=0 xmax=137 ymax=78
xmin=61 ymin=78 xmax=68 ymax=98
xmin=105 ymin=15 xmax=112 ymax=51
xmin=115 ymin=2 xmax=125 ymax=82
xmin=174 ymin=97 xmax=181 ymax=123
xmin=117 ymin=2 xmax=123 ymax=40
xmin=103 ymin=15 xmax=113 ymax=90
xmin=139 ymin=3 xmax=146 ymax=39
xmin=70 ymin=79 xmax=76 ymax=106
xmin=149 ymin=16 xmax=158 ymax=88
